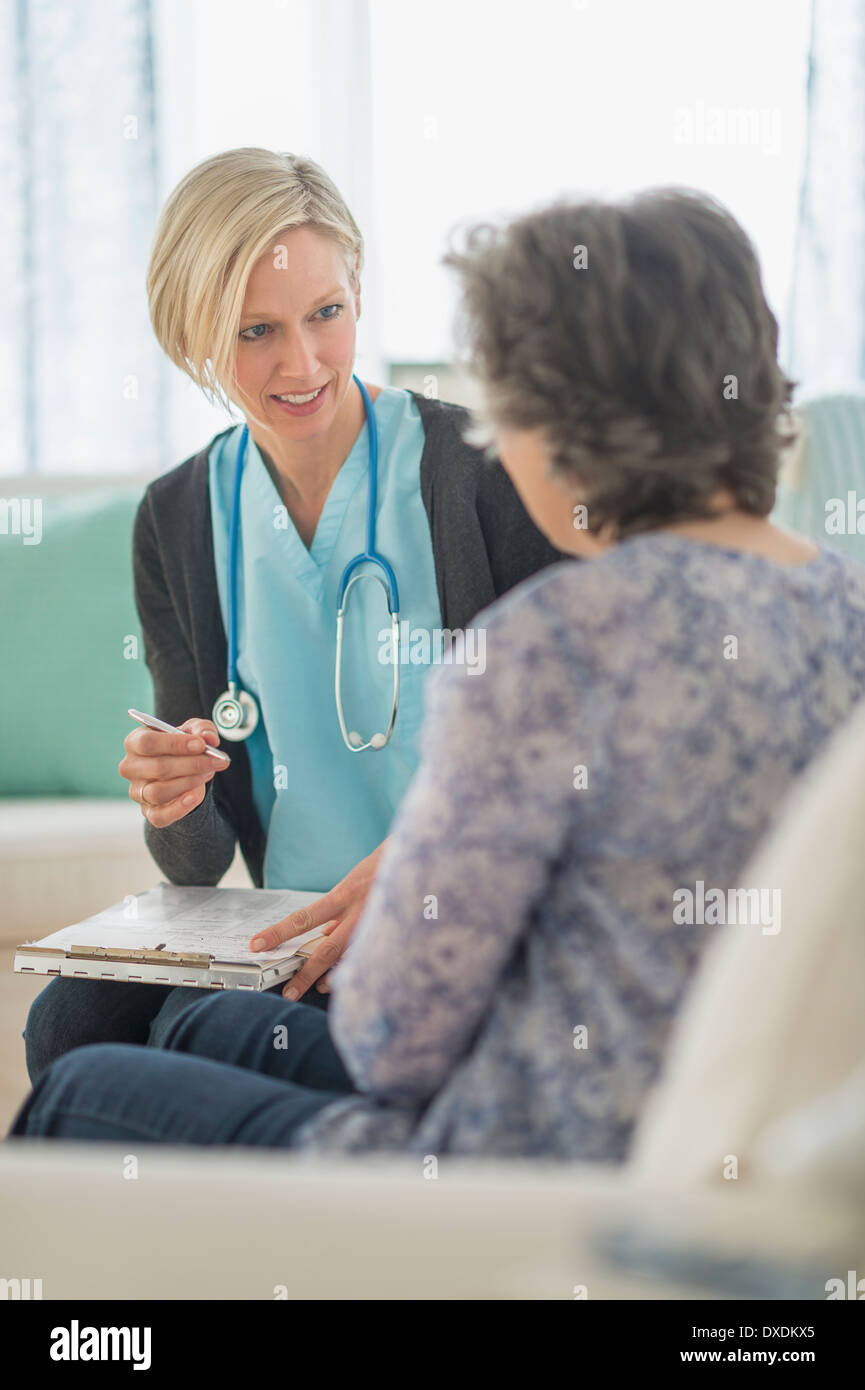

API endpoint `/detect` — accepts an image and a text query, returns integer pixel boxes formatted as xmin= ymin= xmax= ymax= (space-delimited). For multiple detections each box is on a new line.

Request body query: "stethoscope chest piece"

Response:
xmin=212 ymin=682 xmax=259 ymax=741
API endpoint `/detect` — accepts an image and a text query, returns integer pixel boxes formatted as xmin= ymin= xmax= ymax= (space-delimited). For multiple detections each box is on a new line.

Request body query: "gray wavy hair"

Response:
xmin=443 ymin=188 xmax=796 ymax=537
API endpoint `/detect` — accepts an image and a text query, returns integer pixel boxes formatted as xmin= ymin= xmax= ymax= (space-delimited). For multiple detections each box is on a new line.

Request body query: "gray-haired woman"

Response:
xmin=15 ymin=188 xmax=865 ymax=1162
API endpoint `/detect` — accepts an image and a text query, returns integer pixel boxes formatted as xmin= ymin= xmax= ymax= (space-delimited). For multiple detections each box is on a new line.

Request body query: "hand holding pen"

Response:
xmin=119 ymin=709 xmax=231 ymax=828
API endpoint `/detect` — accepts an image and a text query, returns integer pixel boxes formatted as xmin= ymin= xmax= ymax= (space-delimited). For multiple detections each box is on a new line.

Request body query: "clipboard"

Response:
xmin=13 ymin=883 xmax=329 ymax=992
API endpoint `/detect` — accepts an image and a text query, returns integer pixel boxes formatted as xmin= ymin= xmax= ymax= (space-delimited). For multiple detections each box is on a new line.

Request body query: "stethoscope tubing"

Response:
xmin=219 ymin=373 xmax=400 ymax=751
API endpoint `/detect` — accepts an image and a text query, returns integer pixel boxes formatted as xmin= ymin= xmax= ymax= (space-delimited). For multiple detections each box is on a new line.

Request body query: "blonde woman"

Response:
xmin=23 ymin=148 xmax=564 ymax=1082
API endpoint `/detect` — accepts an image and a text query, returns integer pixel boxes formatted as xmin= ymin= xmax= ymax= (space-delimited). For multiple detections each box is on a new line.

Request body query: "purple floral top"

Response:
xmin=295 ymin=534 xmax=865 ymax=1159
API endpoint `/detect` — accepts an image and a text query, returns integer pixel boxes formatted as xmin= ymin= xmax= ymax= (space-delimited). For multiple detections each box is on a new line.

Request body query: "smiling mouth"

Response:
xmin=272 ymin=385 xmax=327 ymax=404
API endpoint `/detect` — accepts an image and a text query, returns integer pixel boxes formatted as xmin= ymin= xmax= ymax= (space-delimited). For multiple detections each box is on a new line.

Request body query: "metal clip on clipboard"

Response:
xmin=68 ymin=945 xmax=214 ymax=969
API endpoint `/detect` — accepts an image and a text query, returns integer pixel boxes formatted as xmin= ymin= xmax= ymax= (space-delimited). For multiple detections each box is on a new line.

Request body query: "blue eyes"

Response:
xmin=239 ymin=304 xmax=344 ymax=341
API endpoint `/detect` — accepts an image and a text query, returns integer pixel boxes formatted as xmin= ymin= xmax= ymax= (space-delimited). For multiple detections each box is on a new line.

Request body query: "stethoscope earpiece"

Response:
xmin=214 ymin=374 xmax=399 ymax=753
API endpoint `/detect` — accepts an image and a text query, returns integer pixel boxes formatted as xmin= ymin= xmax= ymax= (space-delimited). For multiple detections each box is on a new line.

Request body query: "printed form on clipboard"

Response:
xmin=13 ymin=884 xmax=329 ymax=991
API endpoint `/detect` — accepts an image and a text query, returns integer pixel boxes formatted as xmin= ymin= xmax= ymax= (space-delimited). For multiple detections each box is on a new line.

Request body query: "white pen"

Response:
xmin=127 ymin=708 xmax=231 ymax=762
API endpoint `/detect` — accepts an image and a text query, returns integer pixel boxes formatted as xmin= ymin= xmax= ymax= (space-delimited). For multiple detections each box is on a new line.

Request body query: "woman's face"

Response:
xmin=231 ymin=225 xmax=360 ymax=440
xmin=495 ymin=424 xmax=610 ymax=558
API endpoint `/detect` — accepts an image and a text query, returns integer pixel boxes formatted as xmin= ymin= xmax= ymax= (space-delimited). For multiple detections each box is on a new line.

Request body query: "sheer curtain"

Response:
xmin=788 ymin=0 xmax=865 ymax=392
xmin=151 ymin=0 xmax=380 ymax=470
xmin=1 ymin=0 xmax=167 ymax=475
xmin=2 ymin=0 xmax=378 ymax=476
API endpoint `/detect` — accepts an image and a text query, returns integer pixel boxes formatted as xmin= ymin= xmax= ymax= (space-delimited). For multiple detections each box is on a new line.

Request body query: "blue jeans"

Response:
xmin=10 ymin=990 xmax=356 ymax=1147
xmin=23 ymin=975 xmax=330 ymax=1085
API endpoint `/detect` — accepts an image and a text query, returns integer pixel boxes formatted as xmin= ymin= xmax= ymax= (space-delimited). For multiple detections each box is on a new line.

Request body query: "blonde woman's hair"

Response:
xmin=147 ymin=147 xmax=364 ymax=421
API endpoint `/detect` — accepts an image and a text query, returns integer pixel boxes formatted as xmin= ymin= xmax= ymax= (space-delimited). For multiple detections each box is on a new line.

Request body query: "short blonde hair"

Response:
xmin=147 ymin=147 xmax=364 ymax=416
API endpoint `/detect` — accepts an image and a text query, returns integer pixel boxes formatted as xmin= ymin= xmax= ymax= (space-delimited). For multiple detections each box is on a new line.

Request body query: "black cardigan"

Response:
xmin=132 ymin=389 xmax=569 ymax=887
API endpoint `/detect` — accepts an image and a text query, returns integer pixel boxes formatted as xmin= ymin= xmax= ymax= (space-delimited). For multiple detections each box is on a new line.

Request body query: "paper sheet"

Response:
xmin=24 ymin=884 xmax=327 ymax=964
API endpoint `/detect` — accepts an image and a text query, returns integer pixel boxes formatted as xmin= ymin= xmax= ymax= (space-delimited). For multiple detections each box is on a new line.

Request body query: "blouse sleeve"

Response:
xmin=327 ymin=577 xmax=584 ymax=1103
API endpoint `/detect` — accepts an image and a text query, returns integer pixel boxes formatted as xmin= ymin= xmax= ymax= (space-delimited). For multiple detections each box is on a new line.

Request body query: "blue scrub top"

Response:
xmin=208 ymin=386 xmax=442 ymax=892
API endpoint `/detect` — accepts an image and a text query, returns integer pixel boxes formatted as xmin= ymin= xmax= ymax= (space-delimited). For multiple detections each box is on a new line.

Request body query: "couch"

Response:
xmin=2 ymin=468 xmax=864 ymax=1298
xmin=3 ymin=671 xmax=865 ymax=1298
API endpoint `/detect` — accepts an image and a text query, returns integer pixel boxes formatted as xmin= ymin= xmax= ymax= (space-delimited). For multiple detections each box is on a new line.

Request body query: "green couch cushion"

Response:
xmin=0 ymin=489 xmax=154 ymax=796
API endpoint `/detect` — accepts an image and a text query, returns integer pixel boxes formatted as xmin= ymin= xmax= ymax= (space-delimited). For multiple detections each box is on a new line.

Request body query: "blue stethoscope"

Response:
xmin=212 ymin=374 xmax=401 ymax=752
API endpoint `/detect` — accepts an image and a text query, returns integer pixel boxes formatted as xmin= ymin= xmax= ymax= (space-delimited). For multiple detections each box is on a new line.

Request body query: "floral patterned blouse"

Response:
xmin=295 ymin=534 xmax=865 ymax=1160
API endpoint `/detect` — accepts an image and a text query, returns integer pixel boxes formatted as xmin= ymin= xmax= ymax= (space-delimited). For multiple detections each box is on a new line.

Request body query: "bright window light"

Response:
xmin=369 ymin=0 xmax=812 ymax=365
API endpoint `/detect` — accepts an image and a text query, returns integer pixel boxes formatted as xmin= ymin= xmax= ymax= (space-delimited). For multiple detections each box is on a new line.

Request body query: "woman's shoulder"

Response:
xmin=467 ymin=534 xmax=726 ymax=670
xmin=474 ymin=540 xmax=664 ymax=636
xmin=405 ymin=389 xmax=482 ymax=470
xmin=824 ymin=543 xmax=865 ymax=595
xmin=481 ymin=532 xmax=865 ymax=662
xmin=405 ymin=387 xmax=471 ymax=428
xmin=141 ymin=426 xmax=236 ymax=513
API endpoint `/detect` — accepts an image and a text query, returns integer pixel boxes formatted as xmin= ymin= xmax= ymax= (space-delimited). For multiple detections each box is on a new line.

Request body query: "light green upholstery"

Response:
xmin=773 ymin=391 xmax=865 ymax=562
xmin=0 ymin=488 xmax=153 ymax=796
